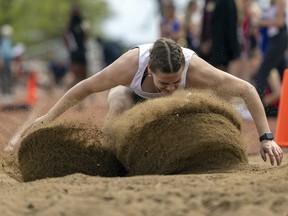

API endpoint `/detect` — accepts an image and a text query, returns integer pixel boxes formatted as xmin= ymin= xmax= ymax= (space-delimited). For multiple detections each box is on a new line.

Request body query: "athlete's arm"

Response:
xmin=186 ymin=55 xmax=283 ymax=165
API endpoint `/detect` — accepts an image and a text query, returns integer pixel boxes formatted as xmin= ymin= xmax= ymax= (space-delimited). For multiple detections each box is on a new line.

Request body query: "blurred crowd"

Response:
xmin=159 ymin=0 xmax=287 ymax=117
xmin=0 ymin=6 xmax=124 ymax=109
xmin=0 ymin=24 xmax=26 ymax=102
xmin=0 ymin=0 xmax=287 ymax=117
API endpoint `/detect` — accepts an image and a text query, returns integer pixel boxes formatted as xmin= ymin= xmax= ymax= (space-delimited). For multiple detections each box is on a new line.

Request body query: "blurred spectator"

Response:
xmin=237 ymin=0 xmax=261 ymax=59
xmin=82 ymin=20 xmax=102 ymax=77
xmin=230 ymin=0 xmax=262 ymax=82
xmin=48 ymin=58 xmax=68 ymax=87
xmin=159 ymin=0 xmax=183 ymax=44
xmin=199 ymin=0 xmax=240 ymax=71
xmin=0 ymin=24 xmax=13 ymax=98
xmin=181 ymin=0 xmax=201 ymax=51
xmin=96 ymin=36 xmax=124 ymax=67
xmin=263 ymin=68 xmax=282 ymax=117
xmin=64 ymin=7 xmax=87 ymax=87
xmin=11 ymin=43 xmax=27 ymax=87
xmin=253 ymin=0 xmax=287 ymax=107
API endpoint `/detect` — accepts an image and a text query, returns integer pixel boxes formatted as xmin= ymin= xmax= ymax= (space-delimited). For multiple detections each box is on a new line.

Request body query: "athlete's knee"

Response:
xmin=107 ymin=86 xmax=135 ymax=117
xmin=108 ymin=99 xmax=131 ymax=116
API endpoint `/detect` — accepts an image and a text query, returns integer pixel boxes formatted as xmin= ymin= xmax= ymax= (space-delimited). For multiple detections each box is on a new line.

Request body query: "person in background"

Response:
xmin=237 ymin=0 xmax=261 ymax=60
xmin=11 ymin=43 xmax=27 ymax=87
xmin=96 ymin=36 xmax=124 ymax=68
xmin=64 ymin=7 xmax=87 ymax=88
xmin=18 ymin=38 xmax=283 ymax=167
xmin=263 ymin=68 xmax=282 ymax=117
xmin=0 ymin=24 xmax=13 ymax=99
xmin=181 ymin=0 xmax=201 ymax=51
xmin=253 ymin=0 xmax=287 ymax=115
xmin=231 ymin=0 xmax=262 ymax=82
xmin=48 ymin=58 xmax=68 ymax=87
xmin=199 ymin=0 xmax=240 ymax=71
xmin=159 ymin=0 xmax=183 ymax=44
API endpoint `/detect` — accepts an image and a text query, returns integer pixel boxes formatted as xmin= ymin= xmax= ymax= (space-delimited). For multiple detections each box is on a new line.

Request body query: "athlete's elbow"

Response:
xmin=239 ymin=81 xmax=256 ymax=98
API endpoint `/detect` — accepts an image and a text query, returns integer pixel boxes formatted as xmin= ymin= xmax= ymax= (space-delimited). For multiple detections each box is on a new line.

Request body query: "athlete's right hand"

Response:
xmin=26 ymin=114 xmax=52 ymax=133
xmin=4 ymin=114 xmax=52 ymax=152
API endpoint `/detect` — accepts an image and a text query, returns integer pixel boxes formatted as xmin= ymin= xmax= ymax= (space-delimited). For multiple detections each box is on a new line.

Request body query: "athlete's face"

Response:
xmin=150 ymin=67 xmax=184 ymax=94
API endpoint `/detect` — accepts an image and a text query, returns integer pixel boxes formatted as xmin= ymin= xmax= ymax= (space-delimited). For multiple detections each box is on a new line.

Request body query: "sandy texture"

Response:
xmin=1 ymin=89 xmax=288 ymax=216
xmin=17 ymin=123 xmax=125 ymax=182
xmin=105 ymin=90 xmax=248 ymax=176
xmin=1 ymin=155 xmax=288 ymax=216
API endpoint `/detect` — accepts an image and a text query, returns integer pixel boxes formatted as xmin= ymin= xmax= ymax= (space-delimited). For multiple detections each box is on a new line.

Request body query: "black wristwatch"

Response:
xmin=259 ymin=132 xmax=274 ymax=142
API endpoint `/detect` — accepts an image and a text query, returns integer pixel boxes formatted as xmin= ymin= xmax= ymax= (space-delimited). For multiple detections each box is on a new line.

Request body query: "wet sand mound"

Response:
xmin=18 ymin=122 xmax=125 ymax=182
xmin=105 ymin=89 xmax=248 ymax=176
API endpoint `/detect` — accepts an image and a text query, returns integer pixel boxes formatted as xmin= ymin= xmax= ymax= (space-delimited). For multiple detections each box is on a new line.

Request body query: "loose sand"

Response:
xmin=0 ymin=89 xmax=288 ymax=216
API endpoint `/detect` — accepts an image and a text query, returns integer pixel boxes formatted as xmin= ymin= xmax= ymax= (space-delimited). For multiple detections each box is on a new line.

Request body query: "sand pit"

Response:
xmin=105 ymin=89 xmax=248 ymax=176
xmin=8 ymin=89 xmax=249 ymax=182
xmin=17 ymin=122 xmax=125 ymax=182
xmin=1 ymin=88 xmax=288 ymax=216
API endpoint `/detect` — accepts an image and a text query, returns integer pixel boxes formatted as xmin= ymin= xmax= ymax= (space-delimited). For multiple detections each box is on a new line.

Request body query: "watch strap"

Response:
xmin=259 ymin=132 xmax=274 ymax=142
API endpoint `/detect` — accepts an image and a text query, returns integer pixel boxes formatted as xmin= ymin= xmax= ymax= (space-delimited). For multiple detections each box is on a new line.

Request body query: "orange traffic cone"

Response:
xmin=26 ymin=72 xmax=38 ymax=105
xmin=276 ymin=69 xmax=288 ymax=147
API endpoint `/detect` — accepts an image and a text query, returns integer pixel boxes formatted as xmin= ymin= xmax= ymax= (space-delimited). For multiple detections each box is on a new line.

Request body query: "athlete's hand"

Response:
xmin=4 ymin=114 xmax=52 ymax=152
xmin=260 ymin=140 xmax=283 ymax=166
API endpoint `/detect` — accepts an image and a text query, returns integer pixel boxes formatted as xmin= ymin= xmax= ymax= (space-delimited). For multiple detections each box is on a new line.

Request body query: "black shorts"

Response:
xmin=133 ymin=92 xmax=147 ymax=103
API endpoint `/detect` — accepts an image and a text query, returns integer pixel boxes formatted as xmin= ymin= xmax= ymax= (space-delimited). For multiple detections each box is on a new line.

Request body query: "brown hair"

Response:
xmin=149 ymin=38 xmax=185 ymax=73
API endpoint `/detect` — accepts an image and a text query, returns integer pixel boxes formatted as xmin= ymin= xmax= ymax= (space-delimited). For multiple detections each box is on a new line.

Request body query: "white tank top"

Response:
xmin=129 ymin=43 xmax=195 ymax=99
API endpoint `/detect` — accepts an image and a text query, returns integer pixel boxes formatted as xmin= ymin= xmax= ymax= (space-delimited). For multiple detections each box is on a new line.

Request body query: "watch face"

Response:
xmin=266 ymin=133 xmax=274 ymax=140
